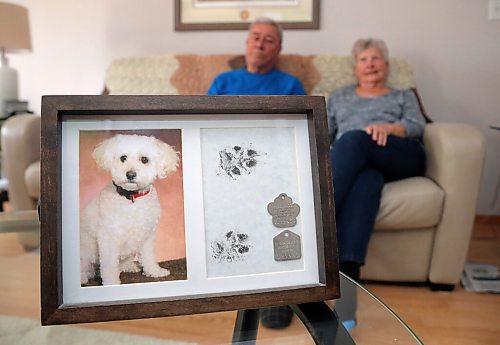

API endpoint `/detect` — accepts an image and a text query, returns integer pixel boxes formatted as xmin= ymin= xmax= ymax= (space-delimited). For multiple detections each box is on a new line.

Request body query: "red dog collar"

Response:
xmin=113 ymin=182 xmax=150 ymax=203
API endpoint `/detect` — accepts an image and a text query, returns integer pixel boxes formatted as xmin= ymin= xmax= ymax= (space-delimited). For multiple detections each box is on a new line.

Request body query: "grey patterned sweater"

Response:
xmin=327 ymin=85 xmax=426 ymax=142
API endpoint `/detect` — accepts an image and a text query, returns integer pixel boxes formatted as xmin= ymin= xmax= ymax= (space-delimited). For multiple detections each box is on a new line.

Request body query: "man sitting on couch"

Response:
xmin=206 ymin=17 xmax=305 ymax=96
xmin=207 ymin=16 xmax=305 ymax=329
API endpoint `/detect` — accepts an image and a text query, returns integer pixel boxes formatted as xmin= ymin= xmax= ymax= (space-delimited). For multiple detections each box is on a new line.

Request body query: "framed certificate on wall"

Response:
xmin=175 ymin=0 xmax=320 ymax=30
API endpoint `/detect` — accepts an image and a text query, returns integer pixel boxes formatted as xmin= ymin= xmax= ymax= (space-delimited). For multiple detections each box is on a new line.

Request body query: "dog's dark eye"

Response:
xmin=141 ymin=156 xmax=149 ymax=164
xmin=120 ymin=155 xmax=127 ymax=163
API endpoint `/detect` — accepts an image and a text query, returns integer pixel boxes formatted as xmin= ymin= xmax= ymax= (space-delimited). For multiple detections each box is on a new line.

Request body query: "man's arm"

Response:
xmin=206 ymin=78 xmax=219 ymax=95
xmin=292 ymin=78 xmax=306 ymax=95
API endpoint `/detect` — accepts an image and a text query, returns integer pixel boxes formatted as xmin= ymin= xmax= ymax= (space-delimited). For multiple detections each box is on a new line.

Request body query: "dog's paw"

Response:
xmin=101 ymin=277 xmax=121 ymax=286
xmin=81 ymin=270 xmax=92 ymax=285
xmin=144 ymin=266 xmax=171 ymax=278
xmin=120 ymin=260 xmax=141 ymax=273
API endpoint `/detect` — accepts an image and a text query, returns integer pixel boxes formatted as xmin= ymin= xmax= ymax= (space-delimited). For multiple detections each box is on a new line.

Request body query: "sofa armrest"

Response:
xmin=1 ymin=113 xmax=41 ymax=211
xmin=423 ymin=122 xmax=486 ymax=285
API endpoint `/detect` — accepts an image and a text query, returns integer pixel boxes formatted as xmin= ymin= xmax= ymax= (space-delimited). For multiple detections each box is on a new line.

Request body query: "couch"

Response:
xmin=3 ymin=53 xmax=486 ymax=288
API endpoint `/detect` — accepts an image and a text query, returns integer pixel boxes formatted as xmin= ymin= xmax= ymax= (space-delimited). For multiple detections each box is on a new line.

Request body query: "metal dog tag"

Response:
xmin=267 ymin=193 xmax=300 ymax=228
xmin=273 ymin=230 xmax=301 ymax=261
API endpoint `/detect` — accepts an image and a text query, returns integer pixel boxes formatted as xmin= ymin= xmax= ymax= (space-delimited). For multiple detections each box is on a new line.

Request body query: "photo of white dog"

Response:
xmin=80 ymin=133 xmax=180 ymax=286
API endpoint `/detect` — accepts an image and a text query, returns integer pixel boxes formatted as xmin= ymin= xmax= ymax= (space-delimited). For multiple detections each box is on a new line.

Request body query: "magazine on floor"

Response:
xmin=461 ymin=262 xmax=500 ymax=293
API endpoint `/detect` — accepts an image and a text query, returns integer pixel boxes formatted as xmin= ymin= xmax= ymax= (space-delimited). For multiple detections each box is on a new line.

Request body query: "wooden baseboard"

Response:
xmin=475 ymin=214 xmax=500 ymax=225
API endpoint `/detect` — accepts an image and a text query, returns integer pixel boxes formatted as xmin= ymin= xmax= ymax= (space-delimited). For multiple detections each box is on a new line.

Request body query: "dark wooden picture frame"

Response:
xmin=175 ymin=0 xmax=320 ymax=31
xmin=40 ymin=95 xmax=338 ymax=325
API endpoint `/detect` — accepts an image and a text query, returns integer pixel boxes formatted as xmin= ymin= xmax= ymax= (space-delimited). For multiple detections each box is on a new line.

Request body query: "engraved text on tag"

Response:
xmin=267 ymin=193 xmax=300 ymax=228
xmin=273 ymin=230 xmax=301 ymax=261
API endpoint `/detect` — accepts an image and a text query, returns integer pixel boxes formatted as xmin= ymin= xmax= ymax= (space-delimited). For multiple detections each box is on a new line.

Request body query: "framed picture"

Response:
xmin=40 ymin=95 xmax=338 ymax=325
xmin=175 ymin=0 xmax=319 ymax=30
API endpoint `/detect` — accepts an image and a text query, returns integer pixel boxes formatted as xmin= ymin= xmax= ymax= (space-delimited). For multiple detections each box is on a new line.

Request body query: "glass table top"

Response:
xmin=336 ymin=273 xmax=422 ymax=344
xmin=0 ymin=214 xmax=422 ymax=344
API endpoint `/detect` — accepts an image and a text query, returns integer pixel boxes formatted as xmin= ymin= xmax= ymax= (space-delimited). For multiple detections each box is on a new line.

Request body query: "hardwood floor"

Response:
xmin=1 ymin=217 xmax=499 ymax=344
xmin=365 ymin=216 xmax=500 ymax=345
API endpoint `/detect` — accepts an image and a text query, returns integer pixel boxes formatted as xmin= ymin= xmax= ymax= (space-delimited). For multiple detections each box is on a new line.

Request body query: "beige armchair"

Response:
xmin=1 ymin=113 xmax=40 ymax=249
xmin=363 ymin=122 xmax=485 ymax=289
xmin=2 ymin=54 xmax=486 ymax=289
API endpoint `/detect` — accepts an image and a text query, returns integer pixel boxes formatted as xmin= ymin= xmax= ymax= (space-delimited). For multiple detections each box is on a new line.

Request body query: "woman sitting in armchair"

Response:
xmin=327 ymin=38 xmax=427 ymax=281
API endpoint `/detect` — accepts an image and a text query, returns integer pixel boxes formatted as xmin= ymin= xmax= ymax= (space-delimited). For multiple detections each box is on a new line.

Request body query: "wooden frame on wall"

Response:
xmin=175 ymin=0 xmax=320 ymax=30
xmin=40 ymin=95 xmax=338 ymax=325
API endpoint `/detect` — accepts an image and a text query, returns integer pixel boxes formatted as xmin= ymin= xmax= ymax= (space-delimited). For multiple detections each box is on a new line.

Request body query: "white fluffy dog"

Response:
xmin=80 ymin=134 xmax=179 ymax=286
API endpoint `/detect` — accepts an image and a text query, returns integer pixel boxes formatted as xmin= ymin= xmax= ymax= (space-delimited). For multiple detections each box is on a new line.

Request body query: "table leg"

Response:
xmin=291 ymin=302 xmax=355 ymax=345
xmin=232 ymin=302 xmax=354 ymax=345
xmin=232 ymin=308 xmax=260 ymax=344
xmin=0 ymin=190 xmax=7 ymax=211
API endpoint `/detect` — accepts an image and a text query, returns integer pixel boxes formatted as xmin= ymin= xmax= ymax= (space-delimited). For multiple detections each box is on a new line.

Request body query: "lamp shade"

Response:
xmin=0 ymin=2 xmax=32 ymax=52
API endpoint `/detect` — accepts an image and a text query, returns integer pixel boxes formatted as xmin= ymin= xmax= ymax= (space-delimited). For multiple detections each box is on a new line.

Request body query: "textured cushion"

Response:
xmin=105 ymin=55 xmax=180 ymax=95
xmin=105 ymin=54 xmax=416 ymax=97
xmin=375 ymin=176 xmax=445 ymax=231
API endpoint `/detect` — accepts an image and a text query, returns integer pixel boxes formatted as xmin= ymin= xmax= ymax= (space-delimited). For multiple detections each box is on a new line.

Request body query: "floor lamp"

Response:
xmin=0 ymin=2 xmax=32 ymax=118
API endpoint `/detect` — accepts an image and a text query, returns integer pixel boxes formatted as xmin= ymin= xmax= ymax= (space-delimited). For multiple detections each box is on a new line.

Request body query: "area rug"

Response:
xmin=0 ymin=315 xmax=197 ymax=345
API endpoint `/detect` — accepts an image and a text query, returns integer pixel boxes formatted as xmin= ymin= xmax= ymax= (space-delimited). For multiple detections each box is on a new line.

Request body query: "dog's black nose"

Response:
xmin=126 ymin=171 xmax=136 ymax=181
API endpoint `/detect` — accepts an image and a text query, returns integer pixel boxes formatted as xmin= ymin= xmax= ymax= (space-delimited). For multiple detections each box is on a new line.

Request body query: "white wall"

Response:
xmin=7 ymin=0 xmax=500 ymax=214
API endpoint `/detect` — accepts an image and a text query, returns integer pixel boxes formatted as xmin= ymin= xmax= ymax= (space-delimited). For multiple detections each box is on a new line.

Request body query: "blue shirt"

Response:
xmin=327 ymin=85 xmax=426 ymax=141
xmin=207 ymin=69 xmax=306 ymax=95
